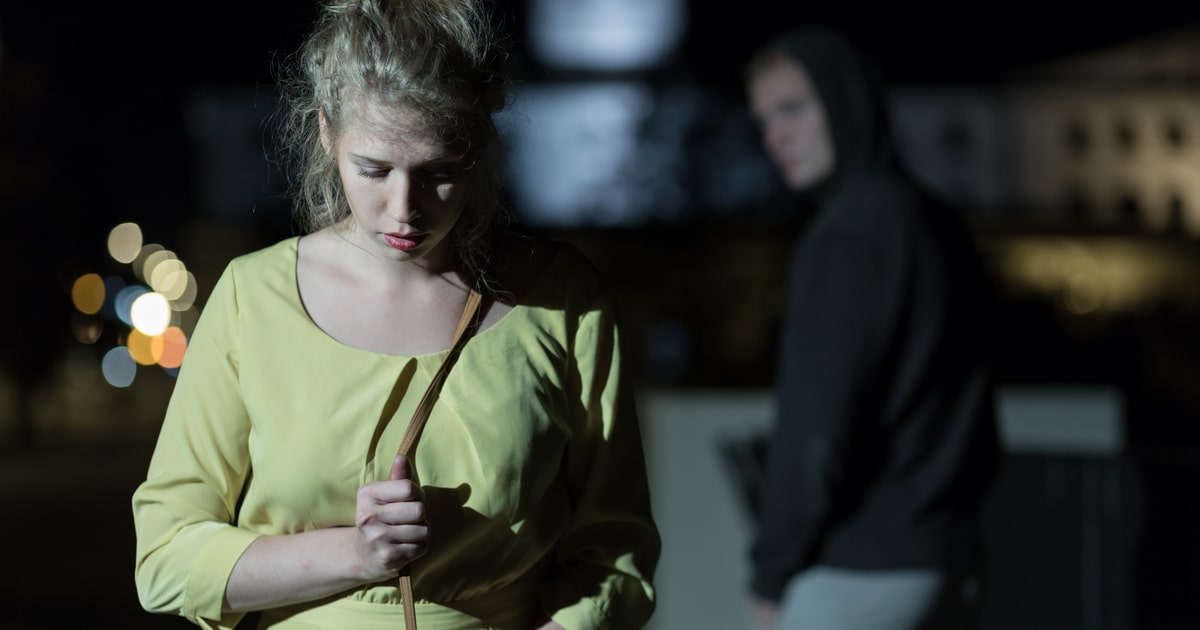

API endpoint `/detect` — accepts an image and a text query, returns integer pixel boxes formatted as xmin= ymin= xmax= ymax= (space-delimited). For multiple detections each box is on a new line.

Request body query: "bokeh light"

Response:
xmin=107 ymin=222 xmax=143 ymax=264
xmin=153 ymin=327 xmax=188 ymax=369
xmin=131 ymin=291 xmax=170 ymax=336
xmin=130 ymin=243 xmax=165 ymax=284
xmin=71 ymin=273 xmax=105 ymax=315
xmin=167 ymin=271 xmax=198 ymax=309
xmin=126 ymin=329 xmax=158 ymax=366
xmin=114 ymin=284 xmax=149 ymax=327
xmin=76 ymin=222 xmax=204 ymax=387
xmin=150 ymin=258 xmax=189 ymax=299
xmin=101 ymin=346 xmax=137 ymax=388
xmin=100 ymin=275 xmax=127 ymax=319
xmin=70 ymin=312 xmax=103 ymax=344
xmin=142 ymin=248 xmax=178 ymax=288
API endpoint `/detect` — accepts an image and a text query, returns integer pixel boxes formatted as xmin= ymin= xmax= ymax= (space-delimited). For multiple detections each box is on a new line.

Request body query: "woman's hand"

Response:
xmin=353 ymin=455 xmax=430 ymax=581
xmin=223 ymin=455 xmax=430 ymax=612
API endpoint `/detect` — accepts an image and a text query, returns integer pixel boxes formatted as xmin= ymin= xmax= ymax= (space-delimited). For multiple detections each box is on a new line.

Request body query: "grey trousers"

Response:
xmin=757 ymin=566 xmax=980 ymax=630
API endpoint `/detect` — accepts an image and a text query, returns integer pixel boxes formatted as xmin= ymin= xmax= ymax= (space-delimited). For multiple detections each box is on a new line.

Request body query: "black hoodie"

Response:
xmin=749 ymin=28 xmax=1001 ymax=601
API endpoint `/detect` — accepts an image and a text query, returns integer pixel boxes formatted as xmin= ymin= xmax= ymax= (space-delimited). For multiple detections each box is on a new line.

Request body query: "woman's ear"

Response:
xmin=319 ymin=109 xmax=332 ymax=154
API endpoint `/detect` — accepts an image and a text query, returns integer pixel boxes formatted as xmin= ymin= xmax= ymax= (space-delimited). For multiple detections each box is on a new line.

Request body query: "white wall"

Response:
xmin=637 ymin=386 xmax=1124 ymax=629
xmin=639 ymin=389 xmax=774 ymax=630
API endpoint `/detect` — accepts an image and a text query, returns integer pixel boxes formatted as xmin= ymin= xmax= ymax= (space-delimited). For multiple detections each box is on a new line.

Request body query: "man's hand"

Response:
xmin=751 ymin=597 xmax=781 ymax=628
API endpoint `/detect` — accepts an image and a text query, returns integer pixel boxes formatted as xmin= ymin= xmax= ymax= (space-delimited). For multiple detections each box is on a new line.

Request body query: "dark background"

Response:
xmin=4 ymin=0 xmax=1197 ymax=386
xmin=2 ymin=1 xmax=1200 ymax=628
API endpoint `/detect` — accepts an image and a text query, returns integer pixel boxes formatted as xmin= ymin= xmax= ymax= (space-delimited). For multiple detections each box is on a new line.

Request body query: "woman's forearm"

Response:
xmin=223 ymin=527 xmax=388 ymax=612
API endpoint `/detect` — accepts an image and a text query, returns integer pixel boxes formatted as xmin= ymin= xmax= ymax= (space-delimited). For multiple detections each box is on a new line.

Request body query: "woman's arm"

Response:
xmin=223 ymin=456 xmax=429 ymax=612
xmin=134 ymin=264 xmax=257 ymax=626
xmin=134 ymin=261 xmax=428 ymax=625
xmin=540 ymin=282 xmax=661 ymax=629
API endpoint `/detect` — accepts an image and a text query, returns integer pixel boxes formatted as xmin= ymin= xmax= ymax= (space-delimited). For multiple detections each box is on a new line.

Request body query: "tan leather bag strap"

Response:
xmin=395 ymin=288 xmax=483 ymax=630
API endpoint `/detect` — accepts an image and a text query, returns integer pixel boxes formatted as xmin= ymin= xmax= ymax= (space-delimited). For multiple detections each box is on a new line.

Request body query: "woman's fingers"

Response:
xmin=358 ymin=477 xmax=422 ymax=507
xmin=352 ymin=460 xmax=431 ymax=576
xmin=390 ymin=455 xmax=412 ymax=482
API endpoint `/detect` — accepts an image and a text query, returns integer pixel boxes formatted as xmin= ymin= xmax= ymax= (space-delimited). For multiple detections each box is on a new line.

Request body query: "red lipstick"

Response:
xmin=384 ymin=232 xmax=426 ymax=251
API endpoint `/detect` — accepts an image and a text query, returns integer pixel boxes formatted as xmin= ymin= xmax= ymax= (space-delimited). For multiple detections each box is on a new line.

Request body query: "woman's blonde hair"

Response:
xmin=273 ymin=0 xmax=512 ymax=280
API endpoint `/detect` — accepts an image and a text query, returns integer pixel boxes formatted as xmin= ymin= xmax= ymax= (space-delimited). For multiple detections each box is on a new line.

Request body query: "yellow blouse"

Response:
xmin=132 ymin=236 xmax=659 ymax=629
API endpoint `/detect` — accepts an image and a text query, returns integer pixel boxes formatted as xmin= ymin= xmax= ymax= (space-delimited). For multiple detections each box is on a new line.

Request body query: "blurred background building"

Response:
xmin=1 ymin=1 xmax=1199 ymax=628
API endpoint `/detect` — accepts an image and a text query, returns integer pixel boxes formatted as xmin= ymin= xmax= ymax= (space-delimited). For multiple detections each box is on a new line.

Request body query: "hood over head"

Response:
xmin=751 ymin=27 xmax=902 ymax=202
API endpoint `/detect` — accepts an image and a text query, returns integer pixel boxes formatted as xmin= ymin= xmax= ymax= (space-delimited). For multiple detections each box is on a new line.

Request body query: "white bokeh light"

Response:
xmin=130 ymin=291 xmax=171 ymax=336
xmin=107 ymin=222 xmax=143 ymax=264
xmin=114 ymin=284 xmax=149 ymax=327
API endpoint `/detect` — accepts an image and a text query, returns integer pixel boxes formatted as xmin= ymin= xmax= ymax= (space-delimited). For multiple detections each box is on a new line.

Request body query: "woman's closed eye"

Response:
xmin=358 ymin=167 xmax=390 ymax=180
xmin=353 ymin=164 xmax=460 ymax=185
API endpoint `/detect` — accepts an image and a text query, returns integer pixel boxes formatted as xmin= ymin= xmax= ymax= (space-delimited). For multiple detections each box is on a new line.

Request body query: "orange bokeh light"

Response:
xmin=126 ymin=329 xmax=158 ymax=366
xmin=152 ymin=327 xmax=188 ymax=369
xmin=71 ymin=273 xmax=105 ymax=315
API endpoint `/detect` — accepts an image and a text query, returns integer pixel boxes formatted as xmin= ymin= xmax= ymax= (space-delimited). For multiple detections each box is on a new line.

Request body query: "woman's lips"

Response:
xmin=383 ymin=232 xmax=426 ymax=251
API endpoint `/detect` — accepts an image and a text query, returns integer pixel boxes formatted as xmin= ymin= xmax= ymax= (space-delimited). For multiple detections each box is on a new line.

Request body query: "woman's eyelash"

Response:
xmin=355 ymin=167 xmax=458 ymax=181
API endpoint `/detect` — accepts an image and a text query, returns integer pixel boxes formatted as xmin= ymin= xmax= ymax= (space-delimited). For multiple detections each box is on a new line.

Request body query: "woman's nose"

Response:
xmin=387 ymin=175 xmax=421 ymax=222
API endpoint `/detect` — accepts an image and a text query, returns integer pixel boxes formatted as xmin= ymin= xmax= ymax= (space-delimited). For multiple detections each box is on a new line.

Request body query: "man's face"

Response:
xmin=748 ymin=55 xmax=835 ymax=192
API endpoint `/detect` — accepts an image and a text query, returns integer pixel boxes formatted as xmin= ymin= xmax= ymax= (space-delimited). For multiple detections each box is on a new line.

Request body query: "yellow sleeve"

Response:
xmin=541 ymin=288 xmax=661 ymax=630
xmin=132 ymin=262 xmax=260 ymax=629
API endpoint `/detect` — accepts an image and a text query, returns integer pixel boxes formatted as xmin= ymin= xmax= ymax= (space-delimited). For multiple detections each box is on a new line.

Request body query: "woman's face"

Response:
xmin=329 ymin=100 xmax=469 ymax=268
xmin=748 ymin=54 xmax=835 ymax=192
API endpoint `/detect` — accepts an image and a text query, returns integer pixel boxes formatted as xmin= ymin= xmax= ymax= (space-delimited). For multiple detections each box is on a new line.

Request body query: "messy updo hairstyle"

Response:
xmin=273 ymin=0 xmax=512 ymax=281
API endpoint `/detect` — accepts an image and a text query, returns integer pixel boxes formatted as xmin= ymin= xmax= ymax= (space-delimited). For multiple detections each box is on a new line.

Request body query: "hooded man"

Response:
xmin=744 ymin=27 xmax=1000 ymax=630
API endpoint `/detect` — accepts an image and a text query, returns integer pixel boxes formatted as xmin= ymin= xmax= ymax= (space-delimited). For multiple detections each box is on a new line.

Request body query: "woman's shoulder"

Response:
xmin=211 ymin=236 xmax=300 ymax=297
xmin=226 ymin=236 xmax=300 ymax=274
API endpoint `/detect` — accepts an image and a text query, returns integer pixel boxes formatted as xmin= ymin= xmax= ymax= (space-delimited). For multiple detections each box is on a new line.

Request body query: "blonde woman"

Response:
xmin=132 ymin=2 xmax=659 ymax=628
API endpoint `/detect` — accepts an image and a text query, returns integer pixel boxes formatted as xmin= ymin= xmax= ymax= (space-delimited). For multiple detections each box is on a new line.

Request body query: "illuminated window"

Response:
xmin=498 ymin=82 xmax=655 ymax=226
xmin=527 ymin=0 xmax=686 ymax=71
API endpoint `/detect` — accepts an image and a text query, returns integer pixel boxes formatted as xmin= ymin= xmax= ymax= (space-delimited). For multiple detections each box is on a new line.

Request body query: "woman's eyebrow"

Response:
xmin=348 ymin=152 xmax=460 ymax=166
xmin=348 ymin=152 xmax=392 ymax=164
